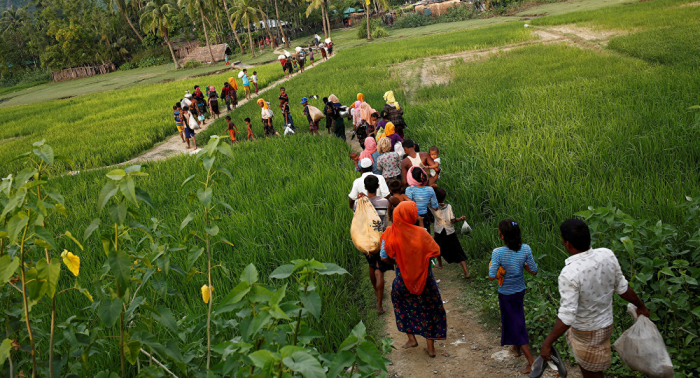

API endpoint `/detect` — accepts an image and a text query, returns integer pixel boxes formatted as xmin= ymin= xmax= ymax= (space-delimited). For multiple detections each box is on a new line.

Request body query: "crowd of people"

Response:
xmin=346 ymin=93 xmax=651 ymax=377
xmin=171 ymin=55 xmax=653 ymax=377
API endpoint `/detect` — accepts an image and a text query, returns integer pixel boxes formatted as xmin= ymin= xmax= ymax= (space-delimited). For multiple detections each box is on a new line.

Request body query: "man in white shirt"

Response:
xmin=348 ymin=158 xmax=389 ymax=209
xmin=540 ymin=219 xmax=649 ymax=378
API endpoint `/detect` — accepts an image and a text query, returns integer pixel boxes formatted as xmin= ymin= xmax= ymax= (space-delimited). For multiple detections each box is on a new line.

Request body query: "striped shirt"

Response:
xmin=489 ymin=244 xmax=538 ymax=295
xmin=405 ymin=186 xmax=438 ymax=215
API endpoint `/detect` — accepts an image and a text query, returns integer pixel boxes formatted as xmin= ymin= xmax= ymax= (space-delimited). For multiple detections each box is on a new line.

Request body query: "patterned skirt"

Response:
xmin=391 ymin=267 xmax=447 ymax=340
xmin=566 ymin=324 xmax=614 ymax=372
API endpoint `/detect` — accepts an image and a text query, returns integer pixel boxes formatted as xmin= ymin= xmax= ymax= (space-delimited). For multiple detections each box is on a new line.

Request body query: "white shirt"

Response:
xmin=261 ymin=107 xmax=273 ymax=120
xmin=251 ymin=75 xmax=258 ymax=83
xmin=431 ymin=204 xmax=454 ymax=235
xmin=557 ymin=248 xmax=629 ymax=331
xmin=348 ymin=172 xmax=390 ymax=200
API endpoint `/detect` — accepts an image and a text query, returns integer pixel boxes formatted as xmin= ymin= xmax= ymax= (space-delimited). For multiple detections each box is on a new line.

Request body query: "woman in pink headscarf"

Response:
xmin=357 ymin=137 xmax=380 ymax=174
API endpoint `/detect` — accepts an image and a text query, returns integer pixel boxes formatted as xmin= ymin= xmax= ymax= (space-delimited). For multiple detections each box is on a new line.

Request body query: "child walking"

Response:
xmin=173 ymin=104 xmax=185 ymax=143
xmin=241 ymin=69 xmax=251 ymax=100
xmin=182 ymin=106 xmax=197 ymax=150
xmin=225 ymin=115 xmax=239 ymax=144
xmin=251 ymin=71 xmax=259 ymax=94
xmin=244 ymin=117 xmax=256 ymax=141
xmin=301 ymin=97 xmax=319 ymax=135
xmin=488 ymin=219 xmax=538 ymax=374
xmin=430 ymin=187 xmax=469 ymax=277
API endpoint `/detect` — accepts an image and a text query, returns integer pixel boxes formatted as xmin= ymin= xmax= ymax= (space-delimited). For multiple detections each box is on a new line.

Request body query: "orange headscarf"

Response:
xmin=381 ymin=202 xmax=440 ymax=295
xmin=357 ymin=93 xmax=365 ymax=102
xmin=228 ymin=77 xmax=238 ymax=91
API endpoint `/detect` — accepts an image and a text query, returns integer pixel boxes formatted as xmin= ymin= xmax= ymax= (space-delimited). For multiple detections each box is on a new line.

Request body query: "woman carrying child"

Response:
xmin=257 ymin=98 xmax=280 ymax=136
xmin=430 ymin=187 xmax=470 ymax=278
xmin=488 ymin=220 xmax=538 ymax=374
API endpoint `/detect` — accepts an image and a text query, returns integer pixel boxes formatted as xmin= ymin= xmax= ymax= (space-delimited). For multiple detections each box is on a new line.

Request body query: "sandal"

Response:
xmin=424 ymin=348 xmax=436 ymax=358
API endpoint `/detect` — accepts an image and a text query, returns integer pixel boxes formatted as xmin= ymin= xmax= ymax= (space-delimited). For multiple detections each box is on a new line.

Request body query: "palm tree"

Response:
xmin=230 ymin=0 xmax=260 ymax=58
xmin=140 ymin=0 xmax=181 ymax=68
xmin=110 ymin=0 xmax=144 ymax=41
xmin=0 ymin=6 xmax=28 ymax=33
xmin=305 ymin=0 xmax=329 ymax=39
xmin=254 ymin=0 xmax=274 ymax=46
xmin=366 ymin=0 xmax=388 ymax=40
xmin=222 ymin=0 xmax=245 ymax=53
xmin=273 ymin=0 xmax=290 ymax=48
xmin=179 ymin=0 xmax=216 ymax=63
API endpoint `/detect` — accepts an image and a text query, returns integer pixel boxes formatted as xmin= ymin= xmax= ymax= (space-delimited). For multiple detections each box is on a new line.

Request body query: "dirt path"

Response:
xmin=123 ymin=56 xmax=335 ymax=165
xmin=381 ymin=264 xmax=582 ymax=378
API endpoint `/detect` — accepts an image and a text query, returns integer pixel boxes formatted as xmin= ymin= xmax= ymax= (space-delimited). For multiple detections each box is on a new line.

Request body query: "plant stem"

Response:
xmin=18 ymin=214 xmax=37 ymax=378
xmin=120 ymin=312 xmax=126 ymax=378
xmin=292 ymin=274 xmax=309 ymax=346
xmin=205 ymin=169 xmax=213 ymax=370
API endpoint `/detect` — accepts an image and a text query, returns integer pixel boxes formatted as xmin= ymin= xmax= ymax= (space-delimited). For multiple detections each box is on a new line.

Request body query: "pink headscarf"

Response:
xmin=353 ymin=100 xmax=362 ymax=127
xmin=360 ymin=102 xmax=375 ymax=124
xmin=359 ymin=137 xmax=377 ymax=163
xmin=407 ymin=166 xmax=428 ymax=187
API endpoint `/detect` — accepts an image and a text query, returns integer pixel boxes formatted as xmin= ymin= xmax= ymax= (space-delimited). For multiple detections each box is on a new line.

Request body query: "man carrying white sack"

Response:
xmin=348 ymin=158 xmax=390 ymax=210
xmin=539 ymin=219 xmax=650 ymax=378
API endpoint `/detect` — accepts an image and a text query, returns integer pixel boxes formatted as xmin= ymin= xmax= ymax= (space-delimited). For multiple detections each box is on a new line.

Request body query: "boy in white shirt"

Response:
xmin=251 ymin=71 xmax=258 ymax=94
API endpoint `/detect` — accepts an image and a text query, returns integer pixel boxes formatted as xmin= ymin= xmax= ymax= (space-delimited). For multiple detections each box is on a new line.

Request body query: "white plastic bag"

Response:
xmin=461 ymin=220 xmax=471 ymax=235
xmin=394 ymin=142 xmax=405 ymax=159
xmin=284 ymin=126 xmax=295 ymax=136
xmin=613 ymin=304 xmax=674 ymax=378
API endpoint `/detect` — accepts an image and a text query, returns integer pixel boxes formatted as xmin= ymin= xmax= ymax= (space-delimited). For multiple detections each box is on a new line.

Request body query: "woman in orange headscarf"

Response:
xmin=380 ymin=201 xmax=447 ymax=358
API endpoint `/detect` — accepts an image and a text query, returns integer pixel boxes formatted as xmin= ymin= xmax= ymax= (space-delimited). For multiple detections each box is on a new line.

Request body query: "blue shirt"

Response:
xmin=489 ymin=244 xmax=538 ymax=295
xmin=405 ymin=186 xmax=438 ymax=215
xmin=242 ymin=74 xmax=250 ymax=86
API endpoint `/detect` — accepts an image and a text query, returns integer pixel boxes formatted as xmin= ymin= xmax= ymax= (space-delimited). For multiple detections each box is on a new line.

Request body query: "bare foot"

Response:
xmin=377 ymin=308 xmax=386 ymax=315
xmin=512 ymin=345 xmax=521 ymax=357
xmin=519 ymin=365 xmax=531 ymax=374
xmin=402 ymin=341 xmax=418 ymax=349
xmin=424 ymin=348 xmax=436 ymax=358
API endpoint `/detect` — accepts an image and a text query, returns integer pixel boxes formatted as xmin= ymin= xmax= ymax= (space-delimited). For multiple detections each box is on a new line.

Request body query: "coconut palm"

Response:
xmin=140 ymin=0 xmax=181 ymax=68
xmin=365 ymin=0 xmax=388 ymax=40
xmin=273 ymin=0 xmax=290 ymax=48
xmin=230 ymin=0 xmax=260 ymax=58
xmin=0 ymin=6 xmax=28 ymax=33
xmin=179 ymin=0 xmax=216 ymax=63
xmin=109 ymin=0 xmax=144 ymax=41
xmin=254 ymin=0 xmax=274 ymax=46
xmin=305 ymin=0 xmax=330 ymax=39
xmin=222 ymin=0 xmax=245 ymax=53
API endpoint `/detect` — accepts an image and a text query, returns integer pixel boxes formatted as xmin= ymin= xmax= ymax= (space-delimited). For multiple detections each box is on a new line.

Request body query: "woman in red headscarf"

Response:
xmin=380 ymin=201 xmax=447 ymax=358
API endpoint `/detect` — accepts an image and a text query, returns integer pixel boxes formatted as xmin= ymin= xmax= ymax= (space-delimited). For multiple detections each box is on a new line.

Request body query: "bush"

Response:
xmin=183 ymin=60 xmax=203 ymax=69
xmin=0 ymin=68 xmax=52 ymax=88
xmin=357 ymin=18 xmax=389 ymax=39
xmin=437 ymin=4 xmax=480 ymax=22
xmin=117 ymin=62 xmax=137 ymax=71
xmin=393 ymin=12 xmax=436 ymax=29
xmin=137 ymin=56 xmax=170 ymax=67
xmin=132 ymin=47 xmax=170 ymax=67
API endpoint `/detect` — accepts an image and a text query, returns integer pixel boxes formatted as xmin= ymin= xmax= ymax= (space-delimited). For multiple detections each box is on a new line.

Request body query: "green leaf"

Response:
xmin=119 ymin=177 xmax=138 ymax=206
xmin=317 ymin=263 xmax=348 ymax=276
xmin=248 ymin=350 xmax=277 ymax=368
xmin=326 ymin=350 xmax=355 ymax=378
xmin=33 ymin=144 xmax=54 ymax=165
xmin=691 ymin=306 xmax=700 ymax=319
xmin=240 ymin=263 xmax=258 ymax=284
xmin=153 ymin=306 xmax=178 ymax=334
xmin=1 ymin=187 xmax=26 ymax=219
xmin=124 ymin=339 xmax=142 ymax=365
xmin=125 ymin=296 xmax=146 ymax=321
xmin=98 ymin=181 xmax=119 ymax=211
xmin=180 ymin=212 xmax=194 ymax=231
xmin=216 ymin=281 xmax=251 ymax=314
xmin=0 ymin=338 xmax=12 ymax=369
xmin=181 ymin=174 xmax=196 ymax=188
xmin=108 ymin=250 xmax=131 ymax=297
xmin=7 ymin=214 xmax=29 ymax=243
xmin=356 ymin=340 xmax=384 ymax=370
xmin=94 ymin=371 xmax=119 ymax=378
xmin=203 ymin=156 xmax=216 ymax=171
xmin=216 ymin=167 xmax=234 ymax=182
xmin=299 ymin=291 xmax=322 ymax=320
xmin=37 ymin=258 xmax=61 ymax=299
xmin=187 ymin=247 xmax=204 ymax=270
xmin=108 ymin=202 xmax=127 ymax=225
xmin=0 ymin=255 xmax=20 ymax=289
xmin=280 ymin=345 xmax=306 ymax=358
xmin=83 ymin=218 xmax=101 ymax=241
xmin=98 ymin=297 xmax=123 ymax=328
xmin=282 ymin=351 xmax=325 ymax=378
xmin=269 ymin=284 xmax=287 ymax=307
xmin=205 ymin=225 xmax=219 ymax=236
xmin=135 ymin=188 xmax=154 ymax=208
xmin=25 ymin=266 xmax=48 ymax=305
xmin=64 ymin=231 xmax=84 ymax=251
xmin=197 ymin=188 xmax=213 ymax=207
xmin=217 ymin=144 xmax=233 ymax=159
xmin=106 ymin=169 xmax=126 ymax=181
xmin=33 ymin=226 xmax=57 ymax=250
xmin=270 ymin=264 xmax=296 ymax=279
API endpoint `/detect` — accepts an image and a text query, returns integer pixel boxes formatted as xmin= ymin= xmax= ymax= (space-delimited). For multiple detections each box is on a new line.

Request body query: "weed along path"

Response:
xmin=124 ymin=56 xmax=335 ymax=165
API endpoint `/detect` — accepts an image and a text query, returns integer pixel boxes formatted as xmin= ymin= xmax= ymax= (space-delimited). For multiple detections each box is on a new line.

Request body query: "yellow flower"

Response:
xmin=201 ymin=285 xmax=214 ymax=304
xmin=134 ymin=261 xmax=138 ymax=265
xmin=61 ymin=250 xmax=80 ymax=277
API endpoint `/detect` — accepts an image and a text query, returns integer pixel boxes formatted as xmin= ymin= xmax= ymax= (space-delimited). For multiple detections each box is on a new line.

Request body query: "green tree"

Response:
xmin=140 ymin=0 xmax=181 ymax=68
xmin=272 ymin=0 xmax=289 ymax=48
xmin=179 ymin=0 xmax=216 ymax=63
xmin=230 ymin=0 xmax=259 ymax=58
xmin=109 ymin=0 xmax=144 ymax=41
xmin=222 ymin=0 xmax=245 ymax=53
xmin=306 ymin=0 xmax=330 ymax=39
xmin=254 ymin=0 xmax=274 ymax=47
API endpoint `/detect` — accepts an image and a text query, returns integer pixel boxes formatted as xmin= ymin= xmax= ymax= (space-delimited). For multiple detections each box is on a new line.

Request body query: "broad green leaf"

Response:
xmin=0 ymin=255 xmax=20 ymax=289
xmin=187 ymin=247 xmax=204 ymax=270
xmin=180 ymin=212 xmax=194 ymax=231
xmin=216 ymin=167 xmax=234 ymax=182
xmin=124 ymin=165 xmax=145 ymax=174
xmin=351 ymin=321 xmax=367 ymax=340
xmin=326 ymin=350 xmax=354 ymax=378
xmin=1 ymin=187 xmax=26 ymax=219
xmin=216 ymin=281 xmax=251 ymax=314
xmin=33 ymin=226 xmax=57 ymax=250
xmin=280 ymin=345 xmax=306 ymax=358
xmin=98 ymin=181 xmax=119 ymax=211
xmin=94 ymin=371 xmax=119 ymax=378
xmin=282 ymin=351 xmax=325 ymax=378
xmin=269 ymin=284 xmax=287 ymax=307
xmin=338 ymin=335 xmax=359 ymax=352
xmin=197 ymin=188 xmax=213 ymax=207
xmin=108 ymin=202 xmax=127 ymax=225
xmin=240 ymin=263 xmax=258 ymax=284
xmin=83 ymin=218 xmax=101 ymax=241
xmin=217 ymin=144 xmax=233 ymax=159
xmin=25 ymin=266 xmax=48 ymax=308
xmin=181 ymin=174 xmax=196 ymax=188
xmin=7 ymin=214 xmax=29 ymax=243
xmin=125 ymin=296 xmax=146 ymax=321
xmin=108 ymin=250 xmax=131 ymax=297
xmin=691 ymin=306 xmax=700 ymax=319
xmin=0 ymin=338 xmax=12 ymax=368
xmin=248 ymin=350 xmax=277 ymax=368
xmin=106 ymin=169 xmax=126 ymax=181
xmin=249 ymin=285 xmax=273 ymax=303
xmin=270 ymin=264 xmax=296 ymax=279
xmin=356 ymin=340 xmax=384 ymax=370
xmin=203 ymin=156 xmax=216 ymax=171
xmin=317 ymin=263 xmax=348 ymax=276
xmin=153 ymin=306 xmax=179 ymax=334
xmin=97 ymin=297 xmax=123 ymax=328
xmin=299 ymin=291 xmax=322 ymax=320
xmin=64 ymin=231 xmax=84 ymax=250
xmin=119 ymin=177 xmax=138 ymax=206
xmin=37 ymin=258 xmax=61 ymax=299
xmin=124 ymin=339 xmax=142 ymax=365
xmin=205 ymin=225 xmax=219 ymax=236
xmin=135 ymin=188 xmax=154 ymax=208
xmin=214 ymin=199 xmax=234 ymax=212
